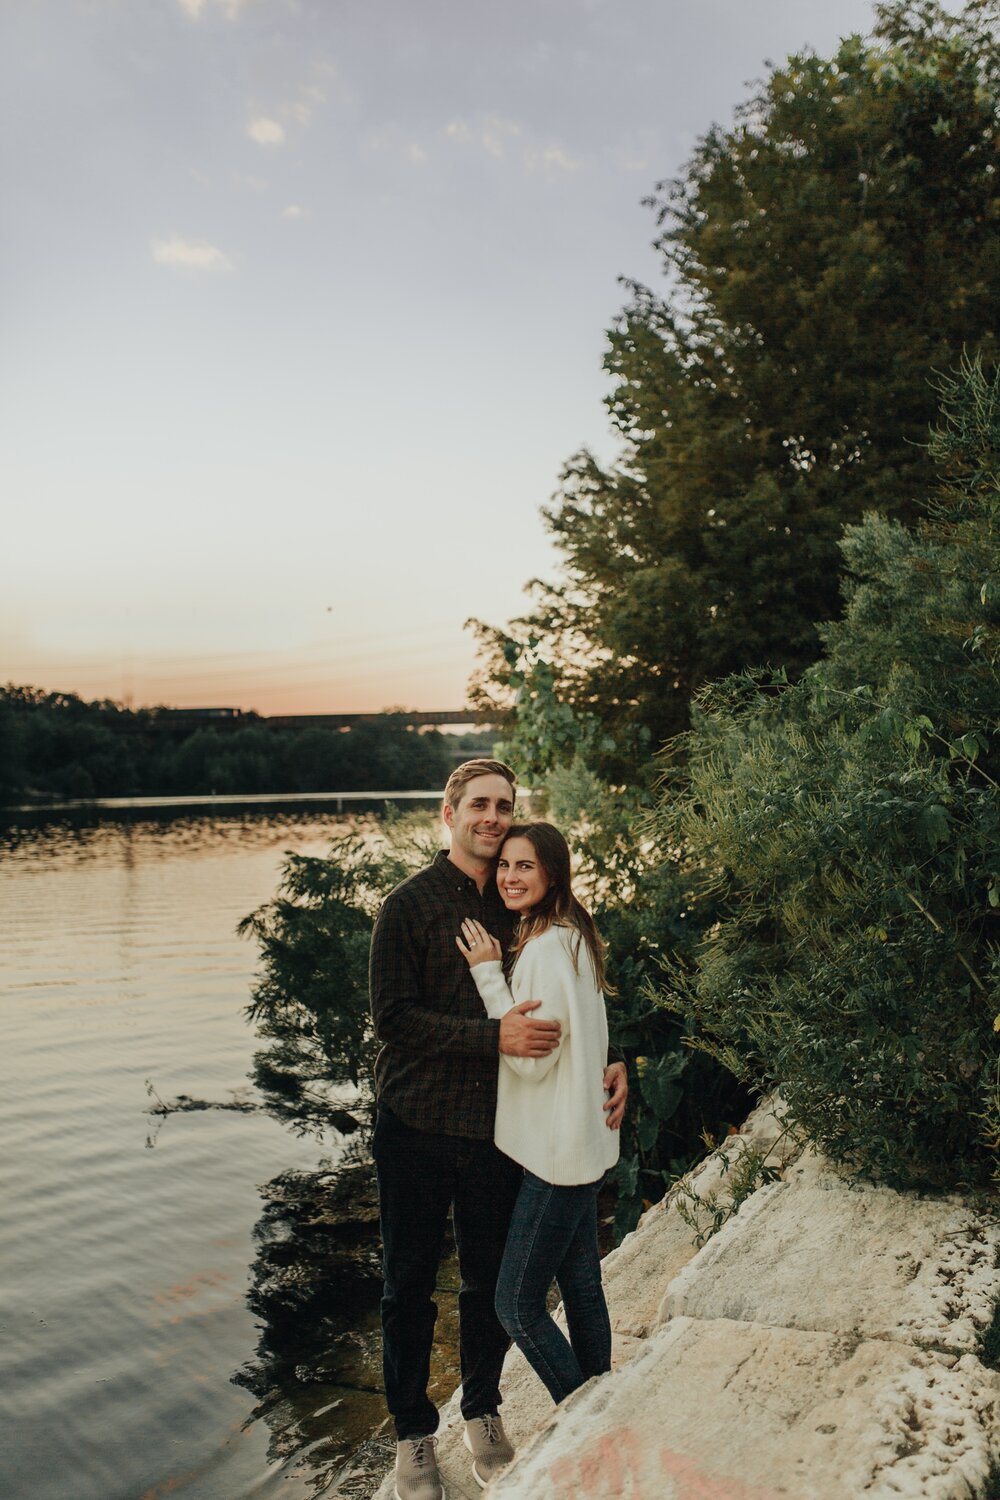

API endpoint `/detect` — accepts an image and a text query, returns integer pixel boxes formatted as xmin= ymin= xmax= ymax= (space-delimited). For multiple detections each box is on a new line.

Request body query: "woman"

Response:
xmin=455 ymin=821 xmax=619 ymax=1408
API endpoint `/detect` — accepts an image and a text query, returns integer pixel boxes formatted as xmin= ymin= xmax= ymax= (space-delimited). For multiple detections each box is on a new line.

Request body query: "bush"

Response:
xmin=659 ymin=359 xmax=1000 ymax=1193
xmin=238 ymin=812 xmax=440 ymax=1134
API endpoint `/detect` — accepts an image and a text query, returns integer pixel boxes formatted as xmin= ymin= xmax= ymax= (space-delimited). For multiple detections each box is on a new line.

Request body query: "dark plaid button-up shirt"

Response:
xmin=369 ymin=850 xmax=517 ymax=1138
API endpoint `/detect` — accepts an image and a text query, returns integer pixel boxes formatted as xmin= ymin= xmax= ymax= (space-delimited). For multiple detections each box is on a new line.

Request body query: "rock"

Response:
xmin=658 ymin=1151 xmax=1000 ymax=1353
xmin=485 ymin=1317 xmax=1000 ymax=1499
xmin=603 ymin=1097 xmax=802 ymax=1338
xmin=364 ymin=1097 xmax=1000 ymax=1498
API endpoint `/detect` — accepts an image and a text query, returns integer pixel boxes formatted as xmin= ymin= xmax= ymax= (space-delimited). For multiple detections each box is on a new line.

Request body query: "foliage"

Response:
xmin=598 ymin=857 xmax=752 ymax=1238
xmin=0 ymin=687 xmax=454 ymax=801
xmin=659 ymin=357 xmax=1000 ymax=1193
xmin=471 ymin=0 xmax=1000 ymax=785
xmin=237 ymin=813 xmax=440 ymax=1135
xmin=670 ymin=1133 xmax=789 ymax=1249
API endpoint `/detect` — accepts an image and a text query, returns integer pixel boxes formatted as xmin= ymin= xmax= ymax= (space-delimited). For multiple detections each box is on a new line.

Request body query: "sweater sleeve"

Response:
xmin=469 ymin=960 xmax=515 ymax=1020
xmin=496 ymin=930 xmax=576 ymax=1083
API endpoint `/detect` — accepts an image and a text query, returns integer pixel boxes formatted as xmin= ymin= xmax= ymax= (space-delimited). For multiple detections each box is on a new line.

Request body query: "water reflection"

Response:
xmin=0 ymin=804 xmax=379 ymax=866
xmin=0 ymin=807 xmax=404 ymax=1500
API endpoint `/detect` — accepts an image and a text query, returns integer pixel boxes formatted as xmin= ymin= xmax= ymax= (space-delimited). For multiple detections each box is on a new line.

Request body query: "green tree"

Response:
xmin=659 ymin=356 xmax=1000 ymax=1192
xmin=473 ymin=0 xmax=1000 ymax=785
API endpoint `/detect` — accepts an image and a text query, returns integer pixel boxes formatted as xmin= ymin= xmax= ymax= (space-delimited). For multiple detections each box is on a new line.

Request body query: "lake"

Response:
xmin=0 ymin=801 xmax=457 ymax=1500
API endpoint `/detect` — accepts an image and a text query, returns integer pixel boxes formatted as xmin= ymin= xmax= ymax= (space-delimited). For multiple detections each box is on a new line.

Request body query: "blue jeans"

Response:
xmin=494 ymin=1171 xmax=611 ymax=1405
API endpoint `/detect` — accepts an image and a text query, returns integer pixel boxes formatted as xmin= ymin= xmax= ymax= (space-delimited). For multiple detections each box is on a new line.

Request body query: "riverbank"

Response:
xmin=364 ymin=1098 xmax=1000 ymax=1498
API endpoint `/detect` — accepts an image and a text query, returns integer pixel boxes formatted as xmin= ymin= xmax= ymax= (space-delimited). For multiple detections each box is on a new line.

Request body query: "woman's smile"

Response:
xmin=497 ymin=836 xmax=551 ymax=912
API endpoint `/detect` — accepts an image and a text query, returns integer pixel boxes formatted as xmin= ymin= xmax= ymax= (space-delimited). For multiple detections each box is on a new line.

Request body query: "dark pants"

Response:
xmin=494 ymin=1171 xmax=611 ymax=1406
xmin=373 ymin=1104 xmax=523 ymax=1440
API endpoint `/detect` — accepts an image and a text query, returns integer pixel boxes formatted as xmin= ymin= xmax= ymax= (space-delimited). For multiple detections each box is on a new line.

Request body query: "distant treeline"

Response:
xmin=0 ymin=685 xmax=490 ymax=802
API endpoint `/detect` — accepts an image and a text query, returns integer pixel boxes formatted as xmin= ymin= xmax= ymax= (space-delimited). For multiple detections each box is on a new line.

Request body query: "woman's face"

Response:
xmin=497 ymin=836 xmax=550 ymax=914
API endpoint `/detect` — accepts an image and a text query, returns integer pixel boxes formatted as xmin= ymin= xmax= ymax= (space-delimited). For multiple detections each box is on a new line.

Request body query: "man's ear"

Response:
xmin=442 ymin=800 xmax=455 ymax=830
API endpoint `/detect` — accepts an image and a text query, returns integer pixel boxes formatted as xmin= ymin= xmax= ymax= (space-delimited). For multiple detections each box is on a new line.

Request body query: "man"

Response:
xmin=369 ymin=759 xmax=628 ymax=1500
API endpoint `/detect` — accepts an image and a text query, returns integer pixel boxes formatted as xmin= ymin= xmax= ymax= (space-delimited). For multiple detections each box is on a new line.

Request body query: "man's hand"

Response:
xmin=499 ymin=1000 xmax=561 ymax=1057
xmin=603 ymin=1060 xmax=628 ymax=1130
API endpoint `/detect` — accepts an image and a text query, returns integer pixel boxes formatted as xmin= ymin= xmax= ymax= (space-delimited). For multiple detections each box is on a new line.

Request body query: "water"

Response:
xmin=0 ymin=804 xmax=442 ymax=1500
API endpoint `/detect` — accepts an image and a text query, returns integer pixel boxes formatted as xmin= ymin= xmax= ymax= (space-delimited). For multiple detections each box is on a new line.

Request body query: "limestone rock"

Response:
xmin=603 ymin=1096 xmax=800 ymax=1338
xmin=658 ymin=1151 xmax=1000 ymax=1353
xmin=366 ymin=1097 xmax=1000 ymax=1499
xmin=486 ymin=1317 xmax=1000 ymax=1499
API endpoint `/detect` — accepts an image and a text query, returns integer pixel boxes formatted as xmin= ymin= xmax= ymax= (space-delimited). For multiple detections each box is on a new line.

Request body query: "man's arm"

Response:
xmin=499 ymin=1000 xmax=561 ymax=1057
xmin=603 ymin=1060 xmax=627 ymax=1130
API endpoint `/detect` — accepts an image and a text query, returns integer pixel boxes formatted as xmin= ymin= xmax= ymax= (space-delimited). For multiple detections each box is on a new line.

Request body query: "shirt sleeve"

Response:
xmin=496 ymin=932 xmax=576 ymax=1083
xmin=369 ymin=892 xmax=500 ymax=1060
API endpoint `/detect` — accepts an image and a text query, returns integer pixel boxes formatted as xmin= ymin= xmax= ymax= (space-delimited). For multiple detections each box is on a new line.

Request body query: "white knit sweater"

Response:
xmin=470 ymin=923 xmax=620 ymax=1186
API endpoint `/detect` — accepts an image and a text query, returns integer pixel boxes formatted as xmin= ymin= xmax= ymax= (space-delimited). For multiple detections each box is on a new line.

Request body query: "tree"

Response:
xmin=473 ymin=1 xmax=1000 ymax=784
xmin=658 ymin=356 xmax=1000 ymax=1192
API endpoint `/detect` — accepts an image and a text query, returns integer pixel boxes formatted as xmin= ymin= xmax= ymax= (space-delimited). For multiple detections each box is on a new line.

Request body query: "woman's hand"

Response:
xmin=456 ymin=918 xmax=502 ymax=968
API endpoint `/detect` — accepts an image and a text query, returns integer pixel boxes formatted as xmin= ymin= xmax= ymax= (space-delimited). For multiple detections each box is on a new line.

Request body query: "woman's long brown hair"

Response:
xmin=501 ymin=822 xmax=610 ymax=992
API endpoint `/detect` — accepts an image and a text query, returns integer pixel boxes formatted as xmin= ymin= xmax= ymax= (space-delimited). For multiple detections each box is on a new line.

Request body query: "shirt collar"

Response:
xmin=433 ymin=847 xmax=495 ymax=896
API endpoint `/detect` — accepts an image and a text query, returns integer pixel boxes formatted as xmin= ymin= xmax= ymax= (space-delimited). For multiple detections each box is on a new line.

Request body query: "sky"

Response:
xmin=2 ymin=0 xmax=883 ymax=715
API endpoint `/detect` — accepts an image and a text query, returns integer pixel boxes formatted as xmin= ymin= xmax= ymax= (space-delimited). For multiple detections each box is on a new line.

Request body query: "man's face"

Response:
xmin=443 ymin=773 xmax=515 ymax=867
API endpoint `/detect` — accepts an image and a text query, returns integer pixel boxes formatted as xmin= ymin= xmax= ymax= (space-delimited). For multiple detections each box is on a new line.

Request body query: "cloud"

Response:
xmin=151 ymin=237 xmax=234 ymax=271
xmin=366 ymin=128 xmax=428 ymax=166
xmin=446 ymin=113 xmax=521 ymax=161
xmin=247 ymin=116 xmax=285 ymax=146
xmin=281 ymin=204 xmax=305 ymax=218
xmin=446 ymin=115 xmax=577 ymax=176
xmin=178 ymin=0 xmax=251 ymax=19
xmin=524 ymin=143 xmax=579 ymax=175
xmin=287 ymin=82 xmax=328 ymax=128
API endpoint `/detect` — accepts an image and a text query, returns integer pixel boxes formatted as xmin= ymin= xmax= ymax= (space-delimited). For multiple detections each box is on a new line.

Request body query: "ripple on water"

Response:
xmin=0 ymin=808 xmax=396 ymax=1500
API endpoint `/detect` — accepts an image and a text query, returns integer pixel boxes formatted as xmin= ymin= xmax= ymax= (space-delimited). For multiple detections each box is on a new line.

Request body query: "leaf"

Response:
xmin=917 ymin=804 xmax=950 ymax=848
xmin=614 ymin=1152 xmax=640 ymax=1197
xmin=637 ymin=1051 xmax=688 ymax=1120
xmin=637 ymin=1113 xmax=660 ymax=1153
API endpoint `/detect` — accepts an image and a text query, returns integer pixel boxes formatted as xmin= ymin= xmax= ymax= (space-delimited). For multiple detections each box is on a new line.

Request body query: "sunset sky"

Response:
xmin=4 ymin=0 xmax=882 ymax=714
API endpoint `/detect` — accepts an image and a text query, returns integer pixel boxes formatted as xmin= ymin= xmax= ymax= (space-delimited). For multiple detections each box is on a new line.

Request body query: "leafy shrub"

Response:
xmin=238 ymin=812 xmax=439 ymax=1134
xmin=660 ymin=359 xmax=1000 ymax=1193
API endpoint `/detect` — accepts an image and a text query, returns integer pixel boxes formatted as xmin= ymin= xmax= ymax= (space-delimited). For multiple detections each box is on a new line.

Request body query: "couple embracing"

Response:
xmin=369 ymin=759 xmax=628 ymax=1500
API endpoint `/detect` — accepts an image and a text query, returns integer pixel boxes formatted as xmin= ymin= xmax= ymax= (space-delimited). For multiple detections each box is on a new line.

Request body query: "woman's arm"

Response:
xmin=454 ymin=917 xmax=512 ymax=1015
xmin=456 ymin=920 xmax=575 ymax=1080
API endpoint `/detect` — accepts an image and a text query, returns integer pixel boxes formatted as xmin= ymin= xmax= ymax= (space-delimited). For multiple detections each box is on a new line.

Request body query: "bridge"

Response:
xmin=263 ymin=709 xmax=487 ymax=730
xmin=140 ymin=707 xmax=496 ymax=734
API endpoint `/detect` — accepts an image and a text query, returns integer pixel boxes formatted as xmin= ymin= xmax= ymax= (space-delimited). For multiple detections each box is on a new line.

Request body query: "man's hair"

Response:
xmin=443 ymin=758 xmax=517 ymax=810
